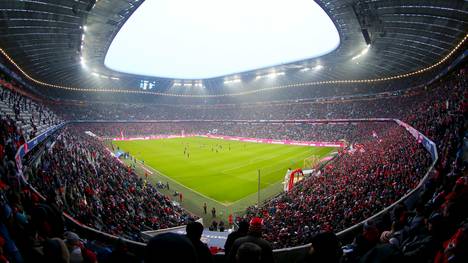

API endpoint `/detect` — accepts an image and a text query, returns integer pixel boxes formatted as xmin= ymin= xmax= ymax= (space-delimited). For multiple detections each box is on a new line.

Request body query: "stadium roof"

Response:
xmin=0 ymin=0 xmax=466 ymax=97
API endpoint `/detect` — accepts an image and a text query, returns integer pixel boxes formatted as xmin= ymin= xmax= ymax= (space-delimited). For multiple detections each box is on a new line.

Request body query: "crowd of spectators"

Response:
xmin=1 ymin=78 xmax=61 ymax=140
xmin=240 ymin=67 xmax=467 ymax=262
xmin=49 ymin=85 xmax=427 ymax=122
xmin=27 ymin=129 xmax=194 ymax=241
xmin=245 ymin=124 xmax=431 ymax=247
xmin=74 ymin=121 xmax=393 ymax=144
xmin=0 ymin=63 xmax=465 ymax=262
xmin=0 ymin=107 xmax=115 ymax=261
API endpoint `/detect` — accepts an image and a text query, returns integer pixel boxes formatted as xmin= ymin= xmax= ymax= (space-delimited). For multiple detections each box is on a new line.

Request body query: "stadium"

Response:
xmin=0 ymin=0 xmax=466 ymax=262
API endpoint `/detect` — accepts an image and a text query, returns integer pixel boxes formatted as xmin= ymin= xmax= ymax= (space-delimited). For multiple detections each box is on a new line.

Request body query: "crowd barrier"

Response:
xmin=267 ymin=119 xmax=438 ymax=262
xmin=14 ymin=123 xmax=65 ymax=177
xmin=15 ymin=123 xmax=148 ymax=256
xmin=16 ymin=119 xmax=437 ymax=263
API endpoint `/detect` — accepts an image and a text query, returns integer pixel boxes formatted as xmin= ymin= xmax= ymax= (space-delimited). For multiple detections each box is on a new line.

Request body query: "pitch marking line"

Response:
xmin=139 ymin=164 xmax=154 ymax=175
xmin=133 ymin=158 xmax=229 ymax=207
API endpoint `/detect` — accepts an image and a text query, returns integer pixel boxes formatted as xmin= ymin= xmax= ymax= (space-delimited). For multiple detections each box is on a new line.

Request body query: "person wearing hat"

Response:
xmin=65 ymin=231 xmax=83 ymax=263
xmin=64 ymin=231 xmax=97 ymax=263
xmin=227 ymin=217 xmax=273 ymax=263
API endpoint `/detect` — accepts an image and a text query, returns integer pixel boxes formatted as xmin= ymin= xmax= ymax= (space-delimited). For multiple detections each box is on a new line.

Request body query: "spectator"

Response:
xmin=145 ymin=233 xmax=197 ymax=263
xmin=228 ymin=217 xmax=274 ymax=263
xmin=236 ymin=242 xmax=262 ymax=263
xmin=297 ymin=232 xmax=341 ymax=263
xmin=28 ymin=129 xmax=194 ymax=242
xmin=64 ymin=231 xmax=97 ymax=263
xmin=212 ymin=207 xmax=216 ymax=218
xmin=186 ymin=221 xmax=213 ymax=263
xmin=42 ymin=238 xmax=70 ymax=263
xmin=225 ymin=220 xmax=249 ymax=256
xmin=0 ymin=63 xmax=465 ymax=262
xmin=219 ymin=221 xmax=225 ymax=232
xmin=106 ymin=239 xmax=139 ymax=263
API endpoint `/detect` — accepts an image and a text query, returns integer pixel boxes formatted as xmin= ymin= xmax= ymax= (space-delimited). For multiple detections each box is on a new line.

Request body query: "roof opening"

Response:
xmin=105 ymin=0 xmax=340 ymax=79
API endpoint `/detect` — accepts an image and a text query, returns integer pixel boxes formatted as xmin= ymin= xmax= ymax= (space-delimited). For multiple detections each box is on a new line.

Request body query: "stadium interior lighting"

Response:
xmin=352 ymin=45 xmax=371 ymax=61
xmin=193 ymin=82 xmax=204 ymax=88
xmin=104 ymin=0 xmax=340 ymax=79
xmin=271 ymin=72 xmax=285 ymax=78
xmin=255 ymin=71 xmax=285 ymax=80
xmin=224 ymin=78 xmax=242 ymax=84
xmin=91 ymin=71 xmax=119 ymax=81
xmin=1 ymin=32 xmax=465 ymax=96
xmin=80 ymin=57 xmax=86 ymax=68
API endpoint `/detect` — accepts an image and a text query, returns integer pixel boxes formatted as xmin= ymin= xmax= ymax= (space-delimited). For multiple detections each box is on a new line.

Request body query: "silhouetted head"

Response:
xmin=186 ymin=221 xmax=204 ymax=241
xmin=236 ymin=242 xmax=262 ymax=263
xmin=238 ymin=220 xmax=250 ymax=233
xmin=146 ymin=233 xmax=197 ymax=263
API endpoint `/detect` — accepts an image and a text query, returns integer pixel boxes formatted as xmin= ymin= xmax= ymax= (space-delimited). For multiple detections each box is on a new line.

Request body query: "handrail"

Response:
xmin=71 ymin=118 xmax=394 ymax=123
xmin=15 ymin=123 xmax=65 ymax=176
xmin=26 ymin=184 xmax=146 ymax=247
xmin=15 ymin=119 xmax=437 ymax=258
xmin=16 ymin=124 xmax=147 ymax=248
xmin=272 ymin=118 xmax=438 ymax=254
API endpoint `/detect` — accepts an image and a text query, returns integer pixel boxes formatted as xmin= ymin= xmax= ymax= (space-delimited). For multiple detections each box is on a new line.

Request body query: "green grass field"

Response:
xmin=112 ymin=136 xmax=336 ymax=220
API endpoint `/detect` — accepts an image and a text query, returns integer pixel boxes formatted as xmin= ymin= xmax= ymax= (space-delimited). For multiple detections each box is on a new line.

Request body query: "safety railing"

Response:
xmin=16 ymin=119 xmax=437 ymax=263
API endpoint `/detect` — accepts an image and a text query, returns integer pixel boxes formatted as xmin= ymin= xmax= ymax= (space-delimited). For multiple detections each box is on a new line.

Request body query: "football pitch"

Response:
xmin=113 ymin=136 xmax=336 ymax=216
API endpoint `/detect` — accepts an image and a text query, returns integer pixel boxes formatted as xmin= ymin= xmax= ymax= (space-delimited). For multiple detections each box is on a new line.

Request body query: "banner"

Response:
xmin=202 ymin=134 xmax=345 ymax=148
xmin=112 ymin=134 xmax=345 ymax=147
xmin=394 ymin=119 xmax=437 ymax=161
xmin=15 ymin=123 xmax=65 ymax=180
